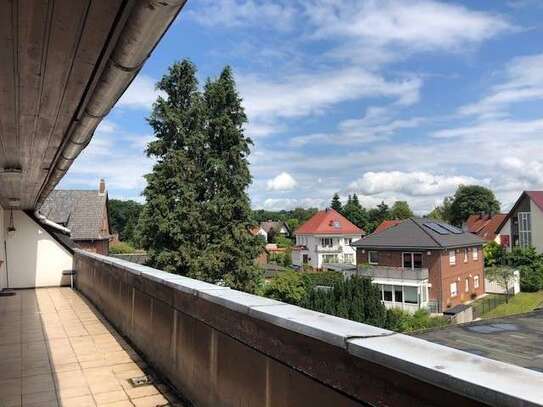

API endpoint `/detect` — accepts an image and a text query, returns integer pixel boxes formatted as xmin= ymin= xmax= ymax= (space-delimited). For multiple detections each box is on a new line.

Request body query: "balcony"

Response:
xmin=316 ymin=245 xmax=343 ymax=253
xmin=358 ymin=265 xmax=429 ymax=282
xmin=13 ymin=250 xmax=530 ymax=406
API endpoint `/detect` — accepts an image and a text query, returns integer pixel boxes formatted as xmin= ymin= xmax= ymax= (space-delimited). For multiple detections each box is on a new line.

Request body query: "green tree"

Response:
xmin=109 ymin=199 xmax=144 ymax=244
xmin=367 ymin=201 xmax=390 ymax=233
xmin=390 ymin=201 xmax=414 ymax=220
xmin=331 ymin=193 xmax=343 ymax=212
xmin=447 ymin=185 xmax=500 ymax=226
xmin=484 ymin=241 xmax=506 ymax=267
xmin=264 ymin=271 xmax=306 ymax=305
xmin=138 ymin=60 xmax=262 ymax=292
xmin=343 ymin=193 xmax=369 ymax=230
xmin=486 ymin=266 xmax=517 ymax=302
xmin=427 ymin=196 xmax=453 ymax=222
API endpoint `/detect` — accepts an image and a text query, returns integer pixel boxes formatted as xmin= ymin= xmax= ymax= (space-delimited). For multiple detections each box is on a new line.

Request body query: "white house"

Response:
xmin=496 ymin=191 xmax=543 ymax=253
xmin=292 ymin=208 xmax=364 ymax=269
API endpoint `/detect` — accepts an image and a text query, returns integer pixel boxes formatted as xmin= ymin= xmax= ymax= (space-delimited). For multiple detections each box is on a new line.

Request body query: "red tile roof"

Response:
xmin=465 ymin=213 xmax=507 ymax=242
xmin=374 ymin=219 xmax=402 ymax=234
xmin=295 ymin=208 xmax=364 ymax=235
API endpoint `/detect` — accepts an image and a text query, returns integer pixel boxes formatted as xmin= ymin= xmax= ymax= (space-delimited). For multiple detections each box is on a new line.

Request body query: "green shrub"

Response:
xmin=484 ymin=241 xmax=506 ymax=267
xmin=519 ymin=265 xmax=543 ymax=292
xmin=264 ymin=271 xmax=306 ymax=305
xmin=275 ymin=235 xmax=294 ymax=248
xmin=385 ymin=308 xmax=449 ymax=333
xmin=109 ymin=241 xmax=136 ymax=254
xmin=301 ymin=271 xmax=343 ymax=289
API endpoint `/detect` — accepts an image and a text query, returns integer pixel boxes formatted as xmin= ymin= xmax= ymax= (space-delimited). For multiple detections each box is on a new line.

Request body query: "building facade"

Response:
xmin=353 ymin=218 xmax=485 ymax=313
xmin=292 ymin=208 xmax=364 ymax=269
xmin=496 ymin=191 xmax=543 ymax=254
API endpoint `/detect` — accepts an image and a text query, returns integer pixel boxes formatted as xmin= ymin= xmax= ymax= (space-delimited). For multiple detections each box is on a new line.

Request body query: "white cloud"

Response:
xmin=238 ymin=68 xmax=421 ymax=123
xmin=117 ymin=74 xmax=164 ymax=110
xmin=305 ymin=0 xmax=510 ymax=62
xmin=348 ymin=171 xmax=484 ymax=197
xmin=459 ymin=53 xmax=543 ymax=117
xmin=266 ymin=172 xmax=298 ymax=191
xmin=290 ymin=106 xmax=424 ymax=146
xmin=260 ymin=197 xmax=325 ymax=210
xmin=187 ymin=0 xmax=297 ymax=31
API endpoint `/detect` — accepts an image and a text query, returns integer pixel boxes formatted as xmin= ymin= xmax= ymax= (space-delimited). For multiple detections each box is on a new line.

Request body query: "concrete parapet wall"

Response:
xmin=73 ymin=250 xmax=542 ymax=407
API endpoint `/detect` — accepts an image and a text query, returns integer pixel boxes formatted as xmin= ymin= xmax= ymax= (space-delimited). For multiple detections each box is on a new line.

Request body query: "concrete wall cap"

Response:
xmin=248 ymin=303 xmax=391 ymax=349
xmin=198 ymin=289 xmax=284 ymax=314
xmin=347 ymin=334 xmax=543 ymax=406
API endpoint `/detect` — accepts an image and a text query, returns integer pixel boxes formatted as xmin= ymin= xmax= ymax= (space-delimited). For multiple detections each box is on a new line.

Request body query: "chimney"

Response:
xmin=99 ymin=178 xmax=106 ymax=195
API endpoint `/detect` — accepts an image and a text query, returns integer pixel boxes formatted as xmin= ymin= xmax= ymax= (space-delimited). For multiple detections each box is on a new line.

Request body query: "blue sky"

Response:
xmin=61 ymin=0 xmax=543 ymax=214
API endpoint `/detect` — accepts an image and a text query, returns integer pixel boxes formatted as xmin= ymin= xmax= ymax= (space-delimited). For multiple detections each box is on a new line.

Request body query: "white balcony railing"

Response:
xmin=316 ymin=245 xmax=343 ymax=253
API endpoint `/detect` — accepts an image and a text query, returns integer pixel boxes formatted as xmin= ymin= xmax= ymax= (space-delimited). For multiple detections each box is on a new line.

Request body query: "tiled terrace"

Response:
xmin=0 ymin=288 xmax=184 ymax=407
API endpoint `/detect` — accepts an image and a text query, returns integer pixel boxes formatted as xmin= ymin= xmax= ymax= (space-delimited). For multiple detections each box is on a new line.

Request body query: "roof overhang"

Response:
xmin=0 ymin=0 xmax=186 ymax=210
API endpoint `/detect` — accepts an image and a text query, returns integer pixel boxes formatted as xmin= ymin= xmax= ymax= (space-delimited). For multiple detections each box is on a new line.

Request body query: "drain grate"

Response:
xmin=128 ymin=375 xmax=153 ymax=387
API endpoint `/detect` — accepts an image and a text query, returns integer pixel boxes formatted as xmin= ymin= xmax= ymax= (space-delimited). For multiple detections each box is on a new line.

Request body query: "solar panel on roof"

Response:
xmin=423 ymin=222 xmax=450 ymax=235
xmin=439 ymin=224 xmax=463 ymax=234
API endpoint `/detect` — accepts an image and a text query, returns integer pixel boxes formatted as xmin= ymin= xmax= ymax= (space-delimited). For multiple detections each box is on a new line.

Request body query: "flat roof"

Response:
xmin=414 ymin=309 xmax=543 ymax=373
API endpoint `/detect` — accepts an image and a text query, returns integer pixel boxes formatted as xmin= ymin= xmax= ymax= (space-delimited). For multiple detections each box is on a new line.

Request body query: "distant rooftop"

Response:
xmin=295 ymin=208 xmax=364 ymax=235
xmin=352 ymin=217 xmax=485 ymax=250
xmin=414 ymin=310 xmax=543 ymax=373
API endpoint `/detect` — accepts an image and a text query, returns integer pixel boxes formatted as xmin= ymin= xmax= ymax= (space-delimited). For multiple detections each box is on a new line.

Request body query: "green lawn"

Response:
xmin=482 ymin=291 xmax=543 ymax=319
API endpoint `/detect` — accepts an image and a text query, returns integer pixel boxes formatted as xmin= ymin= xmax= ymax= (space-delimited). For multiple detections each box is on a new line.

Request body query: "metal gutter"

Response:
xmin=36 ymin=0 xmax=187 ymax=208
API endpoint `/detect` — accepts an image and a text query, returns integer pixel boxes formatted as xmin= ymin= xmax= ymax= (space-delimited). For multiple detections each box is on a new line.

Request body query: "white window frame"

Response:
xmin=464 ymin=248 xmax=468 ymax=263
xmin=518 ymin=212 xmax=532 ymax=248
xmin=368 ymin=251 xmax=379 ymax=265
xmin=472 ymin=247 xmax=478 ymax=261
xmin=321 ymin=237 xmax=333 ymax=248
xmin=474 ymin=275 xmax=480 ymax=289
xmin=465 ymin=278 xmax=469 ymax=292
xmin=343 ymin=253 xmax=354 ymax=264
xmin=449 ymin=250 xmax=456 ymax=266
xmin=450 ymin=282 xmax=458 ymax=297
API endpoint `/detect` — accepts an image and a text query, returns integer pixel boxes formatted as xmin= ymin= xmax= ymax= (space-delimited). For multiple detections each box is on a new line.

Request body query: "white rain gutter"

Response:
xmin=34 ymin=211 xmax=72 ymax=235
xmin=36 ymin=0 xmax=186 ymax=208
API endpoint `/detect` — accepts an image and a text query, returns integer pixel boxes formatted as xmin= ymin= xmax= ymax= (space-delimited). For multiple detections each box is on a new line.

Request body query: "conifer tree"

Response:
xmin=331 ymin=193 xmax=343 ymax=212
xmin=138 ymin=60 xmax=262 ymax=292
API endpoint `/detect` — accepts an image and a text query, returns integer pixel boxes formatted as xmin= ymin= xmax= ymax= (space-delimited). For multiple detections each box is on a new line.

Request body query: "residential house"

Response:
xmin=496 ymin=191 xmax=543 ymax=253
xmin=352 ymin=218 xmax=485 ymax=313
xmin=464 ymin=213 xmax=507 ymax=244
xmin=250 ymin=225 xmax=268 ymax=242
xmin=293 ymin=208 xmax=364 ymax=269
xmin=261 ymin=220 xmax=290 ymax=240
xmin=39 ymin=179 xmax=111 ymax=255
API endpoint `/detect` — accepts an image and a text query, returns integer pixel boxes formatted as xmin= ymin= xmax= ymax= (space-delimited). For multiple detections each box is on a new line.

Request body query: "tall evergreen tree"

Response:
xmin=138 ymin=60 xmax=262 ymax=292
xmin=343 ymin=193 xmax=369 ymax=230
xmin=331 ymin=193 xmax=343 ymax=212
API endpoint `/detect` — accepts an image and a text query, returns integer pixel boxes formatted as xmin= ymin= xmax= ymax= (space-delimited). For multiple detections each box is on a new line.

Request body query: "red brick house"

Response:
xmin=352 ymin=218 xmax=485 ymax=313
xmin=39 ymin=179 xmax=111 ymax=255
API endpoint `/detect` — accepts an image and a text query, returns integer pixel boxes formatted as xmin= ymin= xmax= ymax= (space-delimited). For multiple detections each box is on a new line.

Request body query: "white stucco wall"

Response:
xmin=293 ymin=234 xmax=360 ymax=269
xmin=531 ymin=202 xmax=543 ymax=254
xmin=4 ymin=210 xmax=73 ymax=288
xmin=0 ymin=205 xmax=6 ymax=289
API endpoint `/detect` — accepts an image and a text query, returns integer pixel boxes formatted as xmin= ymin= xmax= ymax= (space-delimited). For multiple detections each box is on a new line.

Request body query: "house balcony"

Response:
xmin=357 ymin=265 xmax=429 ymax=282
xmin=316 ymin=245 xmax=343 ymax=253
xmin=1 ymin=250 xmax=540 ymax=407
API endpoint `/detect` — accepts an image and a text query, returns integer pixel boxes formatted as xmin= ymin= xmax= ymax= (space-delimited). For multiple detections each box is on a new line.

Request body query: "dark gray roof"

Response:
xmin=39 ymin=190 xmax=109 ymax=241
xmin=261 ymin=221 xmax=289 ymax=234
xmin=352 ymin=218 xmax=485 ymax=250
xmin=414 ymin=310 xmax=543 ymax=373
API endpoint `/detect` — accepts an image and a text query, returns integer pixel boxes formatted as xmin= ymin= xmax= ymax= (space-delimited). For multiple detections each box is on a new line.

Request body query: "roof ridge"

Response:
xmin=411 ymin=218 xmax=444 ymax=248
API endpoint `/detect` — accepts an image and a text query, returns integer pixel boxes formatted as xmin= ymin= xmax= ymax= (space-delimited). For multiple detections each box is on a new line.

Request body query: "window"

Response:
xmin=343 ymin=254 xmax=354 ymax=264
xmin=322 ymin=254 xmax=338 ymax=264
xmin=450 ymin=282 xmax=458 ymax=297
xmin=449 ymin=250 xmax=456 ymax=266
xmin=383 ymin=285 xmax=393 ymax=301
xmin=464 ymin=248 xmax=468 ymax=263
xmin=404 ymin=286 xmax=418 ymax=304
xmin=345 ymin=238 xmax=353 ymax=245
xmin=321 ymin=238 xmax=333 ymax=247
xmin=394 ymin=286 xmax=403 ymax=303
xmin=368 ymin=251 xmax=379 ymax=265
xmin=518 ymin=212 xmax=532 ymax=248
xmin=403 ymin=252 xmax=423 ymax=269
xmin=472 ymin=247 xmax=478 ymax=261
xmin=465 ymin=278 xmax=469 ymax=292
xmin=474 ymin=275 xmax=480 ymax=289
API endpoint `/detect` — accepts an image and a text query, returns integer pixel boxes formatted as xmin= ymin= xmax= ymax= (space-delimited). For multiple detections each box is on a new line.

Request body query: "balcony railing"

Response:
xmin=72 ymin=250 xmax=542 ymax=406
xmin=316 ymin=245 xmax=343 ymax=253
xmin=357 ymin=265 xmax=429 ymax=281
